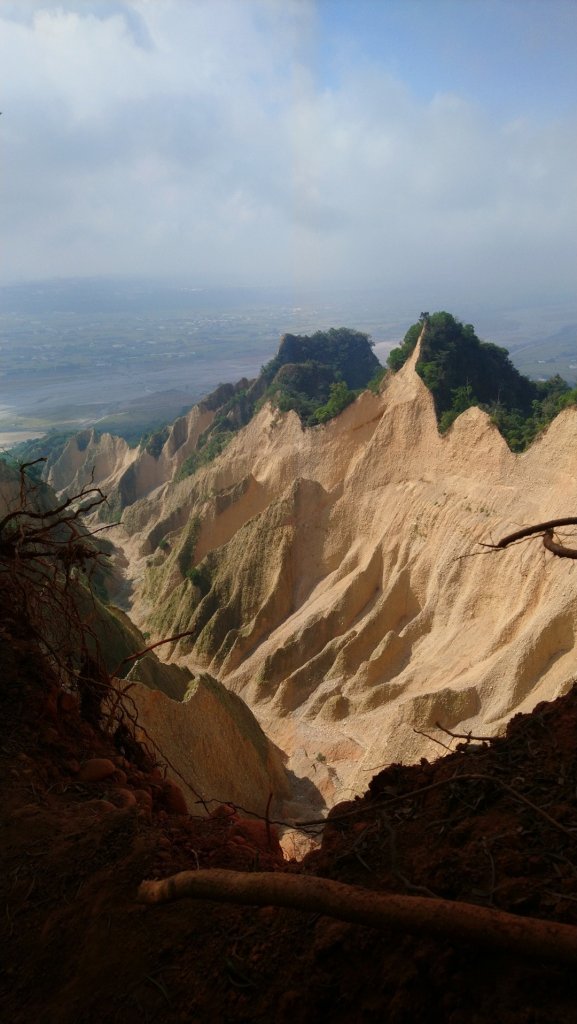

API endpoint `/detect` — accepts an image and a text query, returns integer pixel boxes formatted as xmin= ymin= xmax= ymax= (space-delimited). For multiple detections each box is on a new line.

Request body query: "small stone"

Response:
xmin=134 ymin=789 xmax=153 ymax=811
xmin=78 ymin=758 xmax=117 ymax=783
xmin=82 ymin=799 xmax=116 ymax=814
xmin=162 ymin=781 xmax=188 ymax=815
xmin=211 ymin=804 xmax=237 ymax=820
xmin=112 ymin=788 xmax=137 ymax=809
xmin=11 ymin=804 xmax=41 ymax=819
xmin=313 ymin=919 xmax=350 ymax=954
xmin=59 ymin=692 xmax=78 ymax=713
xmin=230 ymin=818 xmax=281 ymax=854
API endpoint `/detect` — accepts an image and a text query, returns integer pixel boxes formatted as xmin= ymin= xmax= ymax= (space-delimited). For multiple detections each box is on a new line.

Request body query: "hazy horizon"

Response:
xmin=1 ymin=0 xmax=576 ymax=309
xmin=1 ymin=276 xmax=575 ymax=447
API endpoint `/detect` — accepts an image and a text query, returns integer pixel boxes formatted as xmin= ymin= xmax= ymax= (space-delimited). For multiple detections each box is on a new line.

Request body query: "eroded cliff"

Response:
xmin=48 ymin=346 xmax=577 ymax=809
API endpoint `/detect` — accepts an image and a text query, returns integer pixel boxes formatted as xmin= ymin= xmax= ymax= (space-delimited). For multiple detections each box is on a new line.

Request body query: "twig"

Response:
xmin=413 ymin=727 xmax=453 ymax=752
xmin=292 ymin=771 xmax=577 ymax=840
xmin=435 ymin=722 xmax=495 ymax=743
xmin=264 ymin=791 xmax=273 ymax=851
xmin=111 ymin=630 xmax=198 ymax=678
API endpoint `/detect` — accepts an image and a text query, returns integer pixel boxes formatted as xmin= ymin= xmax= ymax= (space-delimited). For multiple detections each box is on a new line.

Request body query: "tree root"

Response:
xmin=138 ymin=868 xmax=577 ymax=965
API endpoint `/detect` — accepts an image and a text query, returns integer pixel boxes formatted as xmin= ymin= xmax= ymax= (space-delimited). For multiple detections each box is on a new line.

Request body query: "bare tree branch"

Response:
xmin=482 ymin=517 xmax=577 ymax=550
xmin=543 ymin=529 xmax=577 ymax=559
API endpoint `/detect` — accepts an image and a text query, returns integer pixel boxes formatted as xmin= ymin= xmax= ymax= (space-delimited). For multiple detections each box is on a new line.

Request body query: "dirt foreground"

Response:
xmin=2 ymin=621 xmax=577 ymax=1023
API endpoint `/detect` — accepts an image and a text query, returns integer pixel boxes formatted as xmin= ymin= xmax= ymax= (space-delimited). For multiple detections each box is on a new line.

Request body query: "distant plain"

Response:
xmin=1 ymin=281 xmax=575 ymax=448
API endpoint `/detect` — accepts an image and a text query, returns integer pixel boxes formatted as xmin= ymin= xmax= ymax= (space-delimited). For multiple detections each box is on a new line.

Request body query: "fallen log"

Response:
xmin=138 ymin=869 xmax=577 ymax=965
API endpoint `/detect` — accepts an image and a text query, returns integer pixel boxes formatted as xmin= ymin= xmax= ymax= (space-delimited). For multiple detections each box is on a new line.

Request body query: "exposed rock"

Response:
xmin=109 ymin=352 xmax=577 ymax=806
xmin=42 ymin=348 xmax=577 ymax=810
xmin=121 ymin=673 xmax=291 ymax=818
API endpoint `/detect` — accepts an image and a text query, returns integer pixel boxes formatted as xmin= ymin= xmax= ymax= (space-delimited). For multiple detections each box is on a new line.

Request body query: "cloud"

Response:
xmin=0 ymin=0 xmax=575 ymax=304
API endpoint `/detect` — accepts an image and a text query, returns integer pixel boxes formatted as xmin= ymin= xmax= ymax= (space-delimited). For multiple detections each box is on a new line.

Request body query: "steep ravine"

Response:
xmin=48 ymin=349 xmax=577 ymax=811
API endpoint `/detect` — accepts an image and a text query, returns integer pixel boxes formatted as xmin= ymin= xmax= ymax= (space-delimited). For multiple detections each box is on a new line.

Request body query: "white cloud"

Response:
xmin=0 ymin=0 xmax=575 ymax=304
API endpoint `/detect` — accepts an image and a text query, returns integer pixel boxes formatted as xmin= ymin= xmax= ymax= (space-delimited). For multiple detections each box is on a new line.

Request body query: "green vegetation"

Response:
xmin=186 ymin=563 xmax=212 ymax=596
xmin=487 ymin=377 xmax=577 ymax=452
xmin=259 ymin=361 xmax=337 ymax=423
xmin=387 ymin=312 xmax=577 ymax=452
xmin=176 ymin=517 xmax=201 ymax=578
xmin=257 ymin=327 xmax=379 ymax=426
xmin=176 ymin=327 xmax=381 ymax=479
xmin=367 ymin=366 xmax=387 ymax=394
xmin=312 ymin=381 xmax=358 ymax=424
xmin=258 ymin=327 xmax=379 ymax=426
xmin=8 ymin=429 xmax=78 ymax=475
xmin=140 ymin=424 xmax=169 ymax=459
xmin=176 ymin=430 xmax=234 ymax=481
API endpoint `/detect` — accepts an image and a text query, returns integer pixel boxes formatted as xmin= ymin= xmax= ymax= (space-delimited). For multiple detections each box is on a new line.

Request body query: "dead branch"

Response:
xmin=137 ymin=868 xmax=577 ymax=965
xmin=111 ymin=630 xmax=198 ymax=677
xmin=490 ymin=517 xmax=577 ymax=547
xmin=292 ymin=770 xmax=577 ymax=838
xmin=435 ymin=722 xmax=494 ymax=743
xmin=0 ymin=486 xmax=105 ymax=537
xmin=543 ymin=529 xmax=577 ymax=559
xmin=412 ymin=727 xmax=453 ymax=752
xmin=480 ymin=517 xmax=577 ymax=558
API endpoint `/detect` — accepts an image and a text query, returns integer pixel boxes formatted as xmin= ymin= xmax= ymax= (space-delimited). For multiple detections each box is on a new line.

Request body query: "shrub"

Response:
xmin=312 ymin=381 xmax=357 ymax=424
xmin=186 ymin=564 xmax=212 ymax=597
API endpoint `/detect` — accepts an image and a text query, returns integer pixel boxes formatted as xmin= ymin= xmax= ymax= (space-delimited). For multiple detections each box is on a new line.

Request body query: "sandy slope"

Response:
xmin=125 ymin=674 xmax=290 ymax=817
xmin=48 ymin=349 xmax=577 ymax=808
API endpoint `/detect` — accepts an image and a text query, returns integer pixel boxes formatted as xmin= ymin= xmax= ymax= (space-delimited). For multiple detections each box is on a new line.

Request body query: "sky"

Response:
xmin=1 ymin=0 xmax=576 ymax=307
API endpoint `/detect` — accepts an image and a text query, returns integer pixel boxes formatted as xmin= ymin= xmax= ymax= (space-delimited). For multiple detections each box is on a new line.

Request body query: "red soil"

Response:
xmin=2 ymin=633 xmax=577 ymax=1023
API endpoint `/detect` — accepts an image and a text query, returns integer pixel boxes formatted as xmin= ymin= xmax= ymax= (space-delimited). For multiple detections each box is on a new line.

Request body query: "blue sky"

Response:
xmin=0 ymin=0 xmax=575 ymax=307
xmin=317 ymin=0 xmax=577 ymax=118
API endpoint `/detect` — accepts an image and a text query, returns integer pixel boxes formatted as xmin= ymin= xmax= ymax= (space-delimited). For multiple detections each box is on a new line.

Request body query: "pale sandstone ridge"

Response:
xmin=46 ymin=403 xmax=215 ymax=510
xmin=0 ymin=459 xmax=293 ymax=824
xmin=52 ymin=353 xmax=577 ymax=809
xmin=123 ymin=673 xmax=290 ymax=817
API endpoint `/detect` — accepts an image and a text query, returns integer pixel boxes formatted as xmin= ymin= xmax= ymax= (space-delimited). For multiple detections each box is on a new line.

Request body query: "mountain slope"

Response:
xmin=0 ymin=461 xmax=291 ymax=820
xmin=69 ymin=335 xmax=576 ymax=807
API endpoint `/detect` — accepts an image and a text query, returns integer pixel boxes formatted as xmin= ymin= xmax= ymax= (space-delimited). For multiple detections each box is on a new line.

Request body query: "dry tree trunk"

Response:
xmin=138 ymin=869 xmax=577 ymax=965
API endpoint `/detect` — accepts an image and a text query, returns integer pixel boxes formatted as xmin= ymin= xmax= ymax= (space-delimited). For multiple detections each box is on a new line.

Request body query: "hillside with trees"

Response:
xmin=177 ymin=327 xmax=381 ymax=478
xmin=388 ymin=312 xmax=577 ymax=451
